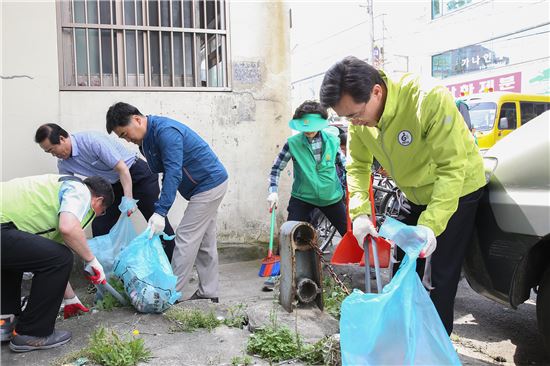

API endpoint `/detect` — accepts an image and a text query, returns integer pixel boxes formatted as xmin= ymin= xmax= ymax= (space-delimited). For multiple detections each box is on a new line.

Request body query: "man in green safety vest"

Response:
xmin=0 ymin=174 xmax=114 ymax=352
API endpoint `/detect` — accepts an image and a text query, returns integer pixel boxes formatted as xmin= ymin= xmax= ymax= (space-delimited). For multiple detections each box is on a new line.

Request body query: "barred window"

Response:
xmin=57 ymin=0 xmax=229 ymax=90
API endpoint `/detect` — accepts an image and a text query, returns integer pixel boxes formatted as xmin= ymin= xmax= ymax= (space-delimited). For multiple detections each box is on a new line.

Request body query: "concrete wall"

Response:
xmin=1 ymin=0 xmax=292 ymax=242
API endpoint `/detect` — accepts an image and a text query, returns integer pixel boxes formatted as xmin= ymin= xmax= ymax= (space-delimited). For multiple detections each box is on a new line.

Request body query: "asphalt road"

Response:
xmin=453 ymin=278 xmax=549 ymax=365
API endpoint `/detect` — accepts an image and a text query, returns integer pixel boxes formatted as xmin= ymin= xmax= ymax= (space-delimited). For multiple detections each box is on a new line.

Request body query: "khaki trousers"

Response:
xmin=172 ymin=179 xmax=228 ymax=297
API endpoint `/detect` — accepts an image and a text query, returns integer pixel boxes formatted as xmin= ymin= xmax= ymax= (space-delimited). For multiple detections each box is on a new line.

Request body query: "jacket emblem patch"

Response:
xmin=398 ymin=130 xmax=413 ymax=146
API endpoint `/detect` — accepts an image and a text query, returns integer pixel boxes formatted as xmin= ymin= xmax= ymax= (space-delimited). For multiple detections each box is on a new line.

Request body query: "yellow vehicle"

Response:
xmin=461 ymin=92 xmax=550 ymax=150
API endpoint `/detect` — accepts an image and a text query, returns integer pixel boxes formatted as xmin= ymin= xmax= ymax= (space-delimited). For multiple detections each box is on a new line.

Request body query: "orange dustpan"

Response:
xmin=359 ymin=175 xmax=393 ymax=268
xmin=331 ymin=187 xmax=364 ymax=265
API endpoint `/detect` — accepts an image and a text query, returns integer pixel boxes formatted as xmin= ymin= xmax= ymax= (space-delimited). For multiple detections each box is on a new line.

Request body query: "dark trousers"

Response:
xmin=393 ymin=187 xmax=483 ymax=335
xmin=92 ymin=159 xmax=176 ymax=261
xmin=287 ymin=196 xmax=347 ymax=236
xmin=1 ymin=223 xmax=73 ymax=337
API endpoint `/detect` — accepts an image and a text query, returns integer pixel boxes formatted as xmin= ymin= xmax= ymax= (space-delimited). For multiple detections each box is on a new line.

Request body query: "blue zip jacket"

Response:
xmin=142 ymin=115 xmax=228 ymax=216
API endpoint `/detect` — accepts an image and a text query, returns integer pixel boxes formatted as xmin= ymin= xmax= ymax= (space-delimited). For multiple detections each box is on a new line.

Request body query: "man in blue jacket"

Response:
xmin=106 ymin=102 xmax=228 ymax=303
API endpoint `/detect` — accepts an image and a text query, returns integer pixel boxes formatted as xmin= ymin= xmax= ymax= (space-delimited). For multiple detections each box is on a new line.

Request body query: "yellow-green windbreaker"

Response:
xmin=347 ymin=71 xmax=486 ymax=236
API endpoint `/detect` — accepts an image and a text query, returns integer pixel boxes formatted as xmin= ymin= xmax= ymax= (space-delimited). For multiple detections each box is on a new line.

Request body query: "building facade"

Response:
xmin=290 ymin=0 xmax=549 ymax=109
xmin=379 ymin=0 xmax=549 ymax=97
xmin=1 ymin=0 xmax=292 ymax=242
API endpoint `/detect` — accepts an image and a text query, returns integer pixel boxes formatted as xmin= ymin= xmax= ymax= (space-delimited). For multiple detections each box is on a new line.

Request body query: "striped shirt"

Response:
xmin=268 ymin=134 xmax=345 ymax=193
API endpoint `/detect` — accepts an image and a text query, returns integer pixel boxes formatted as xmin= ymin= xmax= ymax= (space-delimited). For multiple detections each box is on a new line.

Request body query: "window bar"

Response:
xmin=134 ymin=0 xmax=138 ymax=25
xmin=70 ymin=0 xmax=77 ymax=86
xmin=84 ymin=1 xmax=91 ymax=86
xmin=111 ymin=28 xmax=117 ymax=86
xmin=145 ymin=0 xmax=151 ymax=87
xmin=181 ymin=0 xmax=186 ymax=86
xmin=72 ymin=28 xmax=78 ymax=86
xmin=192 ymin=0 xmax=198 ymax=86
xmin=221 ymin=32 xmax=227 ymax=86
xmin=98 ymin=0 xmax=104 ymax=85
xmin=116 ymin=0 xmax=125 ymax=86
xmin=169 ymin=0 xmax=175 ymax=87
xmin=110 ymin=1 xmax=117 ymax=86
xmin=215 ymin=34 xmax=219 ymax=87
xmin=134 ymin=0 xmax=139 ymax=86
xmin=203 ymin=0 xmax=206 ymax=29
xmin=147 ymin=30 xmax=152 ymax=87
xmin=135 ymin=30 xmax=139 ymax=87
xmin=158 ymin=0 xmax=163 ymax=86
xmin=181 ymin=33 xmax=186 ymax=87
xmin=122 ymin=0 xmax=128 ymax=86
xmin=204 ymin=33 xmax=209 ymax=87
xmin=71 ymin=0 xmax=75 ymax=23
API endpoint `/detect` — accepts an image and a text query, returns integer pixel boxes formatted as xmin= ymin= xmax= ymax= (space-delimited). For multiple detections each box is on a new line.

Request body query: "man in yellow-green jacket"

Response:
xmin=320 ymin=56 xmax=486 ymax=335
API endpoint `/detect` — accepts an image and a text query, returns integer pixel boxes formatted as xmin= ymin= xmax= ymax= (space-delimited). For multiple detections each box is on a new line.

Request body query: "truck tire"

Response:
xmin=537 ymin=266 xmax=550 ymax=356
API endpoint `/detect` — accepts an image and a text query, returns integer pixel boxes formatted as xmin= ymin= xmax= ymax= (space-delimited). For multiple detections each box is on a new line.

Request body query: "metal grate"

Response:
xmin=57 ymin=0 xmax=229 ymax=90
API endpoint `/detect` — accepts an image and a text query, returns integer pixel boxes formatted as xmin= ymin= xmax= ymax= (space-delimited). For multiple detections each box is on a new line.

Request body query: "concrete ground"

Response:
xmin=1 ymin=242 xmax=548 ymax=366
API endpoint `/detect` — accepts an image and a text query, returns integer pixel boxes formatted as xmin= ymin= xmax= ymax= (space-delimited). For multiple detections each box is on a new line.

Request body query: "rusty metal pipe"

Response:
xmin=296 ymin=277 xmax=319 ymax=303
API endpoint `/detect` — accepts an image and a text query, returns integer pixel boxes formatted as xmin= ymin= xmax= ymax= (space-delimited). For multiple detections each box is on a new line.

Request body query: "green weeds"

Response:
xmin=245 ymin=311 xmax=337 ymax=365
xmin=323 ymin=277 xmax=348 ymax=319
xmin=95 ymin=277 xmax=129 ymax=311
xmin=230 ymin=354 xmax=253 ymax=366
xmin=223 ymin=303 xmax=248 ymax=328
xmin=165 ymin=307 xmax=221 ymax=332
xmin=51 ymin=327 xmax=150 ymax=366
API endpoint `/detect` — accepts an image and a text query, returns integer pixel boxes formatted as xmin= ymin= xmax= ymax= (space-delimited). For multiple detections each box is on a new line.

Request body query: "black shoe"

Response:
xmin=188 ymin=290 xmax=219 ymax=303
xmin=9 ymin=330 xmax=72 ymax=352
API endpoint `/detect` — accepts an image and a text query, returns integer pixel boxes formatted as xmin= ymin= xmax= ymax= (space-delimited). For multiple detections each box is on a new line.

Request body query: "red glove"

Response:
xmin=85 ymin=257 xmax=106 ymax=285
xmin=63 ymin=296 xmax=89 ymax=319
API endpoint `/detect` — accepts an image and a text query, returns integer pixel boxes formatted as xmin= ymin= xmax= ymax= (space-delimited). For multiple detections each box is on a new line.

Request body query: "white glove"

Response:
xmin=85 ymin=257 xmax=106 ymax=285
xmin=147 ymin=213 xmax=165 ymax=239
xmin=267 ymin=192 xmax=279 ymax=209
xmin=418 ymin=225 xmax=437 ymax=258
xmin=352 ymin=214 xmax=378 ymax=245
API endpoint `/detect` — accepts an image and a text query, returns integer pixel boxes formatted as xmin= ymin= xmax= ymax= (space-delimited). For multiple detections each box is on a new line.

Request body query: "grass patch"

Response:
xmin=230 ymin=354 xmax=253 ymax=366
xmin=246 ymin=311 xmax=337 ymax=365
xmin=165 ymin=307 xmax=221 ymax=332
xmin=323 ymin=277 xmax=348 ymax=319
xmin=51 ymin=349 xmax=89 ymax=366
xmin=223 ymin=303 xmax=248 ymax=329
xmin=51 ymin=327 xmax=151 ymax=366
xmin=95 ymin=277 xmax=130 ymax=311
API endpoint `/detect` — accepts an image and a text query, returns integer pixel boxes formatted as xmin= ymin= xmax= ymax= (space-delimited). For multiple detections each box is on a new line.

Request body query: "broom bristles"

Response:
xmin=258 ymin=255 xmax=280 ymax=277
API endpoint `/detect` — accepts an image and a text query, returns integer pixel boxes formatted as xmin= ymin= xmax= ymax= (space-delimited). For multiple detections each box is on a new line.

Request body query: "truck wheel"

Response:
xmin=537 ymin=266 xmax=550 ymax=356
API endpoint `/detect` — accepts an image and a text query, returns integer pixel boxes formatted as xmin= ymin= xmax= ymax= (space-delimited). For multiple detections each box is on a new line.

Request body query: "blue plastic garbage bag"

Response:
xmin=340 ymin=217 xmax=461 ymax=366
xmin=88 ymin=197 xmax=138 ymax=276
xmin=113 ymin=229 xmax=181 ymax=313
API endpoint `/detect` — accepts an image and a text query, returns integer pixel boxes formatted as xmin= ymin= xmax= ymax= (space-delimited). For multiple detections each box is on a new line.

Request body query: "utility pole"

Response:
xmin=367 ymin=0 xmax=375 ymax=64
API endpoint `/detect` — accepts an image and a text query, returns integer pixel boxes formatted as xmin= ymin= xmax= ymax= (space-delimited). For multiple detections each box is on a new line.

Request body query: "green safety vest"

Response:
xmin=287 ymin=131 xmax=343 ymax=207
xmin=0 ymin=174 xmax=95 ymax=243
